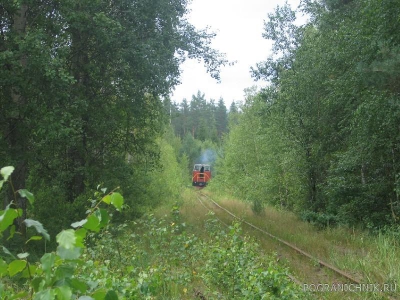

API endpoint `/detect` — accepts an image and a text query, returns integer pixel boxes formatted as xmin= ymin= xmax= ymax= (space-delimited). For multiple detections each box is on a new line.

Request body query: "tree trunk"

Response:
xmin=67 ymin=4 xmax=89 ymax=200
xmin=7 ymin=4 xmax=29 ymax=234
xmin=361 ymin=162 xmax=366 ymax=185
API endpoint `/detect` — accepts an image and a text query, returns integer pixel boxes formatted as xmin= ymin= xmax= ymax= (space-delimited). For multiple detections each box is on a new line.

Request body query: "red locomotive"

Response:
xmin=192 ymin=164 xmax=211 ymax=187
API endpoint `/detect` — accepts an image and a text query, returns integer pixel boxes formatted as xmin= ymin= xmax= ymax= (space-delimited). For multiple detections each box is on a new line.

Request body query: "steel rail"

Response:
xmin=197 ymin=191 xmax=396 ymax=300
xmin=195 ymin=192 xmax=302 ymax=285
xmin=195 ymin=192 xmax=230 ymax=228
xmin=199 ymin=192 xmax=361 ymax=282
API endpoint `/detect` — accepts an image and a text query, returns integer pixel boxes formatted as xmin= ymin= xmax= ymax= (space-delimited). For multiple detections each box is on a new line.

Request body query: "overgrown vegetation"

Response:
xmin=0 ymin=166 xmax=124 ymax=299
xmin=201 ymin=190 xmax=400 ymax=299
xmin=2 ymin=0 xmax=400 ymax=298
xmin=215 ymin=0 xmax=400 ymax=228
xmin=87 ymin=209 xmax=305 ymax=299
xmin=0 ymin=167 xmax=304 ymax=299
xmin=0 ymin=0 xmax=227 ymax=234
xmin=166 ymin=91 xmax=231 ymax=143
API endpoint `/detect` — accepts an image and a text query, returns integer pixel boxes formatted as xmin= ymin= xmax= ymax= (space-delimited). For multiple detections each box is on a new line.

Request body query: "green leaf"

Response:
xmin=21 ymin=264 xmax=38 ymax=278
xmin=26 ymin=236 xmax=43 ymax=244
xmin=102 ymin=194 xmax=111 ymax=205
xmin=24 ymin=219 xmax=50 ymax=241
xmin=33 ymin=289 xmax=55 ymax=300
xmin=56 ymin=229 xmax=76 ymax=249
xmin=8 ymin=259 xmax=27 ymax=276
xmin=2 ymin=246 xmax=16 ymax=259
xmin=110 ymin=193 xmax=123 ymax=211
xmin=95 ymin=209 xmax=109 ymax=228
xmin=91 ymin=289 xmax=107 ymax=300
xmin=18 ymin=189 xmax=35 ymax=205
xmin=55 ymin=285 xmax=72 ymax=300
xmin=55 ymin=265 xmax=74 ymax=280
xmin=17 ymin=252 xmax=29 ymax=259
xmin=69 ymin=278 xmax=88 ymax=294
xmin=40 ymin=253 xmax=56 ymax=273
xmin=57 ymin=246 xmax=81 ymax=260
xmin=32 ymin=277 xmax=44 ymax=292
xmin=71 ymin=219 xmax=87 ymax=228
xmin=0 ymin=166 xmax=14 ymax=181
xmin=9 ymin=291 xmax=29 ymax=299
xmin=7 ymin=225 xmax=16 ymax=240
xmin=0 ymin=207 xmax=19 ymax=232
xmin=0 ymin=180 xmax=4 ymax=190
xmin=105 ymin=290 xmax=118 ymax=300
xmin=2 ymin=246 xmax=15 ymax=258
xmin=75 ymin=228 xmax=87 ymax=247
xmin=78 ymin=296 xmax=95 ymax=300
xmin=83 ymin=215 xmax=100 ymax=232
xmin=0 ymin=259 xmax=8 ymax=276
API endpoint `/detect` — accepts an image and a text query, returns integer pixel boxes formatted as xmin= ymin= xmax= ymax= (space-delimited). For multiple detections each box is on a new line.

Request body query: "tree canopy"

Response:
xmin=217 ymin=0 xmax=400 ymax=228
xmin=0 ymin=0 xmax=226 ymax=229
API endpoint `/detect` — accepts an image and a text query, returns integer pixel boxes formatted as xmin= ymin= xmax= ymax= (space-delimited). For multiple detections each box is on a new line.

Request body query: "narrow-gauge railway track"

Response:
xmin=196 ymin=191 xmax=396 ymax=300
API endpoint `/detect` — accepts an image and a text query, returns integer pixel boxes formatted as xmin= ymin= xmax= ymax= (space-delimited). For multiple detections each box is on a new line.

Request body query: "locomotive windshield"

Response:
xmin=193 ymin=164 xmax=210 ymax=171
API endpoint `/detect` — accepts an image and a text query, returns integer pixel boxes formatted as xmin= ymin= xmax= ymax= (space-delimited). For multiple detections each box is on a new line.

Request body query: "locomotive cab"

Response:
xmin=192 ymin=164 xmax=211 ymax=187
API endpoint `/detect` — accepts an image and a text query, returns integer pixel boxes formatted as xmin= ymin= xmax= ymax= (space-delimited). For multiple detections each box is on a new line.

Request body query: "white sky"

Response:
xmin=170 ymin=0 xmax=301 ymax=106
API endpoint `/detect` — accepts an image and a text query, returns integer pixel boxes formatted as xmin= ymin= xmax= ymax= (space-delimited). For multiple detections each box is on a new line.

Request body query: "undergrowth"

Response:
xmin=0 ymin=166 xmax=304 ymax=299
xmin=202 ymin=190 xmax=400 ymax=299
xmin=89 ymin=210 xmax=306 ymax=299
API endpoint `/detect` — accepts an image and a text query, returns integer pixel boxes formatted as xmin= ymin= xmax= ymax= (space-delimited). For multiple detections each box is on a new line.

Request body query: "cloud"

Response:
xmin=171 ymin=0 xmax=301 ymax=105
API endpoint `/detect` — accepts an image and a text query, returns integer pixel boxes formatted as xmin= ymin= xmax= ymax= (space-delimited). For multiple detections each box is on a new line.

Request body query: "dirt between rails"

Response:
xmin=190 ymin=191 xmax=395 ymax=300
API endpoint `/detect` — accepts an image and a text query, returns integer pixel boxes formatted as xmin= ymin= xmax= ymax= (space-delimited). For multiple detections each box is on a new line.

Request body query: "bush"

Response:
xmin=0 ymin=166 xmax=124 ymax=299
xmin=301 ymin=210 xmax=338 ymax=229
xmin=0 ymin=166 xmax=304 ymax=299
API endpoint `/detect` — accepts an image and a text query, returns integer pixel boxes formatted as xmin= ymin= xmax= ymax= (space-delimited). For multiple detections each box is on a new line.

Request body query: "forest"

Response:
xmin=0 ymin=0 xmax=228 ymax=229
xmin=1 ymin=0 xmax=400 ymax=298
xmin=218 ymin=0 xmax=400 ymax=228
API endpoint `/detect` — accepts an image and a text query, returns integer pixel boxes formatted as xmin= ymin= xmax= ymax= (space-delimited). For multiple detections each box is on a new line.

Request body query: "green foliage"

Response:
xmin=0 ymin=166 xmax=14 ymax=182
xmin=300 ymin=211 xmax=338 ymax=229
xmin=169 ymin=91 xmax=229 ymax=144
xmin=218 ymin=0 xmax=400 ymax=228
xmin=202 ymin=221 xmax=301 ymax=299
xmin=0 ymin=0 xmax=227 ymax=234
xmin=87 ymin=208 xmax=303 ymax=299
xmin=0 ymin=171 xmax=313 ymax=299
xmin=251 ymin=199 xmax=264 ymax=215
xmin=24 ymin=219 xmax=50 ymax=241
xmin=181 ymin=133 xmax=202 ymax=173
xmin=146 ymin=136 xmax=186 ymax=204
xmin=0 ymin=166 xmax=124 ymax=299
xmin=0 ymin=205 xmax=20 ymax=234
xmin=167 ymin=93 xmax=229 ymax=182
xmin=215 ymin=90 xmax=307 ymax=211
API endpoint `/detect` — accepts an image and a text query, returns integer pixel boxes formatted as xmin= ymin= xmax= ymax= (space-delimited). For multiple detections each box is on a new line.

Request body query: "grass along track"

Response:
xmin=189 ymin=189 xmax=398 ymax=300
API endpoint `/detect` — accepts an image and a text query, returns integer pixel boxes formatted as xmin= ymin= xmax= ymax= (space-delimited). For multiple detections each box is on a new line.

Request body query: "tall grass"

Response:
xmin=108 ymin=193 xmax=306 ymax=299
xmin=198 ymin=188 xmax=399 ymax=299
